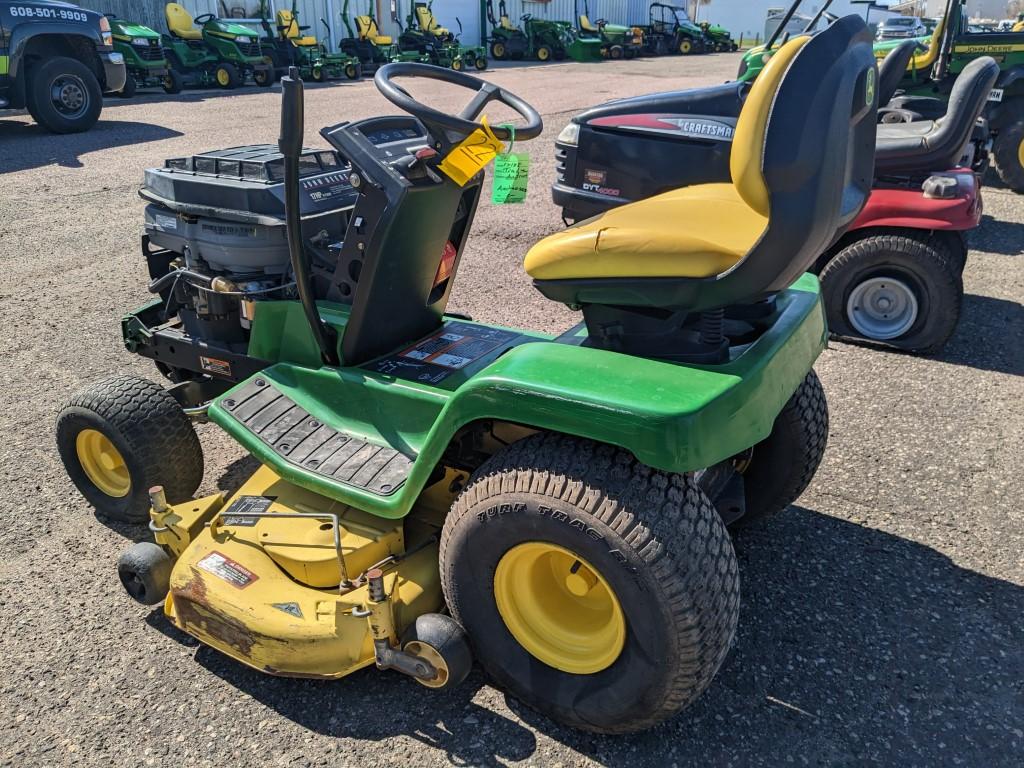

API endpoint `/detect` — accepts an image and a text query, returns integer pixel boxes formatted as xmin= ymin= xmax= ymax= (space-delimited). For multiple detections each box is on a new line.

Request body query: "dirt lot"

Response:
xmin=1 ymin=53 xmax=1021 ymax=767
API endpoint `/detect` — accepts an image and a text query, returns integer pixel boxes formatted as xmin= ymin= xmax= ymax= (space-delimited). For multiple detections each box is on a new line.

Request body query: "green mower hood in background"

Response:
xmin=206 ymin=19 xmax=262 ymax=39
xmin=109 ymin=19 xmax=162 ymax=40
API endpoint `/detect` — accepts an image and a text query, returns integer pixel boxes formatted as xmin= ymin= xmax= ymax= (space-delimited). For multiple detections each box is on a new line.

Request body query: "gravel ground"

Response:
xmin=1 ymin=53 xmax=1021 ymax=767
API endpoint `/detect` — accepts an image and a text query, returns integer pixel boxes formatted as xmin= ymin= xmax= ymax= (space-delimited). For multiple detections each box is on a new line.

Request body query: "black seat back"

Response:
xmin=877 ymin=40 xmax=919 ymax=106
xmin=875 ymin=56 xmax=999 ymax=175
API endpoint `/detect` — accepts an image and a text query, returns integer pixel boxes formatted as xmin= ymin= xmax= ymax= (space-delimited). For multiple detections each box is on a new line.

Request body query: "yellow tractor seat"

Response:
xmin=525 ymin=184 xmax=766 ymax=280
xmin=579 ymin=14 xmax=599 ymax=33
xmin=277 ymin=9 xmax=318 ymax=46
xmin=165 ymin=2 xmax=202 ymax=40
xmin=527 ymin=16 xmax=879 ymax=317
xmin=356 ymin=15 xmax=392 ymax=44
xmin=416 ymin=6 xmax=449 ymax=36
xmin=500 ymin=16 xmax=516 ymax=30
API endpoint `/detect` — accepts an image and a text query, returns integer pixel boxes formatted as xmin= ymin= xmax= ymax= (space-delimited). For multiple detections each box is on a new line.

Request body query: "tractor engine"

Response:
xmin=132 ymin=145 xmax=358 ymax=383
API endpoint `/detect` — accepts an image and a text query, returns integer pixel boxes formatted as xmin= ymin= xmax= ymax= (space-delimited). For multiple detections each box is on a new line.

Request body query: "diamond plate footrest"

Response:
xmin=220 ymin=378 xmax=414 ymax=496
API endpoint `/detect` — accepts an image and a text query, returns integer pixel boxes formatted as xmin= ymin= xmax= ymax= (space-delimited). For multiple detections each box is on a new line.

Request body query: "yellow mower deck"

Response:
xmin=153 ymin=465 xmax=449 ymax=678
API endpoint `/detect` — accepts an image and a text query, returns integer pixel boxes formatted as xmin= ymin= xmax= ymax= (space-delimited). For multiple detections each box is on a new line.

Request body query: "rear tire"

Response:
xmin=56 ymin=376 xmax=204 ymax=523
xmin=820 ymin=231 xmax=962 ymax=354
xmin=609 ymin=45 xmax=624 ymax=59
xmin=440 ymin=433 xmax=739 ymax=734
xmin=679 ymin=38 xmax=693 ymax=55
xmin=991 ymin=103 xmax=1024 ymax=193
xmin=736 ymin=370 xmax=829 ymax=526
xmin=26 ymin=56 xmax=103 ymax=134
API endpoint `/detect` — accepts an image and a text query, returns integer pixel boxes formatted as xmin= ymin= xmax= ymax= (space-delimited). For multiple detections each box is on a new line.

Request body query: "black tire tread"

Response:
xmin=991 ymin=101 xmax=1024 ymax=192
xmin=440 ymin=432 xmax=740 ymax=734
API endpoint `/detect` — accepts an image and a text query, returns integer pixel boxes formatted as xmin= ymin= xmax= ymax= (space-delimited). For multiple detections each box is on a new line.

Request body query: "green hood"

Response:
xmin=109 ymin=20 xmax=161 ymax=39
xmin=873 ymin=35 xmax=929 ymax=58
xmin=207 ymin=19 xmax=260 ymax=38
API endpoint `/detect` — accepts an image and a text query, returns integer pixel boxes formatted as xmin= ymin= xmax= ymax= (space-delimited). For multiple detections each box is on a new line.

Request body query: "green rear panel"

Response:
xmin=208 ymin=275 xmax=827 ymax=519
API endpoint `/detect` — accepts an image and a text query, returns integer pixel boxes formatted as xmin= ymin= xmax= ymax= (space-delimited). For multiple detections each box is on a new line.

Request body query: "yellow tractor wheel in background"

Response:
xmin=679 ymin=38 xmax=693 ymax=55
xmin=536 ymin=45 xmax=551 ymax=61
xmin=451 ymin=57 xmax=463 ymax=71
xmin=491 ymin=41 xmax=506 ymax=60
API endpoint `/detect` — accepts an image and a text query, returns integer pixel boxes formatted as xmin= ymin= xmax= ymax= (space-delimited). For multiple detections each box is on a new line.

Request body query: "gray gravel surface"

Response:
xmin=1 ymin=53 xmax=1021 ymax=767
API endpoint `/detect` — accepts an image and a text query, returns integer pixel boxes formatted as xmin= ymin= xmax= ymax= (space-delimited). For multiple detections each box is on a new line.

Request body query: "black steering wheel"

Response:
xmin=193 ymin=13 xmax=216 ymax=24
xmin=374 ymin=63 xmax=543 ymax=141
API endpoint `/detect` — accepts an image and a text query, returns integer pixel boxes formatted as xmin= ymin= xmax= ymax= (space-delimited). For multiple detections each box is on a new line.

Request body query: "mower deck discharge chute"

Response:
xmin=162 ymin=2 xmax=273 ymax=89
xmin=58 ymin=15 xmax=876 ymax=732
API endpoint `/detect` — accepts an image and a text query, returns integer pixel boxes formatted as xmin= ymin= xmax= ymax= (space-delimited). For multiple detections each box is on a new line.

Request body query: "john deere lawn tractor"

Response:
xmin=162 ymin=2 xmax=273 ymax=89
xmin=638 ymin=3 xmax=706 ymax=56
xmin=485 ymin=0 xmax=572 ymax=62
xmin=57 ymin=11 xmax=876 ymax=732
xmin=338 ymin=0 xmax=397 ymax=74
xmin=106 ymin=15 xmax=181 ymax=96
xmin=257 ymin=2 xmax=361 ymax=81
xmin=700 ymin=20 xmax=737 ymax=52
xmin=400 ymin=0 xmax=487 ymax=71
xmin=576 ymin=0 xmax=644 ymax=59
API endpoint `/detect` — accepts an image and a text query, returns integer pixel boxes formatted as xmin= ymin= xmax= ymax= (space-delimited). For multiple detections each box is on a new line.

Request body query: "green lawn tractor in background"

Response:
xmin=162 ymin=2 xmax=273 ymax=89
xmin=700 ymin=20 xmax=737 ymax=52
xmin=393 ymin=0 xmax=487 ymax=71
xmin=737 ymin=0 xmax=835 ymax=81
xmin=879 ymin=0 xmax=1024 ymax=192
xmin=575 ymin=0 xmax=644 ymax=59
xmin=485 ymin=0 xmax=572 ymax=62
xmin=638 ymin=3 xmax=706 ymax=56
xmin=257 ymin=2 xmax=361 ymax=81
xmin=338 ymin=0 xmax=397 ymax=74
xmin=106 ymin=14 xmax=181 ymax=96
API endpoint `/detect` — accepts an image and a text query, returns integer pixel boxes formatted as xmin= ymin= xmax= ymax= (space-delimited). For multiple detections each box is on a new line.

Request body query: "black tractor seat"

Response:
xmin=876 ymin=39 xmax=920 ymax=108
xmin=873 ymin=56 xmax=999 ymax=174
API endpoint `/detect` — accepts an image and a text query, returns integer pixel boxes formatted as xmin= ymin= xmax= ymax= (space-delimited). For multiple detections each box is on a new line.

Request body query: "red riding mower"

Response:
xmin=553 ymin=39 xmax=999 ymax=353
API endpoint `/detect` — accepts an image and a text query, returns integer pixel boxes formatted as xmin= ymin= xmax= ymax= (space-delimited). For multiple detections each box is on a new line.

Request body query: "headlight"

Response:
xmin=99 ymin=15 xmax=113 ymax=47
xmin=557 ymin=122 xmax=580 ymax=146
xmin=131 ymin=37 xmax=149 ymax=46
xmin=761 ymin=50 xmax=773 ymax=64
xmin=237 ymin=35 xmax=251 ymax=42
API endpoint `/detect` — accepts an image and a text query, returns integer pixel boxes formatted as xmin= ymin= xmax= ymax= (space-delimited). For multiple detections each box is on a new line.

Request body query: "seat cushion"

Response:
xmin=876 ymin=119 xmax=938 ymax=153
xmin=525 ymin=184 xmax=767 ymax=280
xmin=293 ymin=35 xmax=318 ymax=46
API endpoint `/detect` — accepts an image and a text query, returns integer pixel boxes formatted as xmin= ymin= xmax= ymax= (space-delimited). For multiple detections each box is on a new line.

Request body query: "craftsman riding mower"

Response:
xmin=394 ymin=0 xmax=487 ymax=71
xmin=162 ymin=2 xmax=274 ymax=89
xmin=486 ymin=0 xmax=572 ymax=62
xmin=576 ymin=0 xmax=644 ymax=59
xmin=338 ymin=0 xmax=397 ymax=75
xmin=57 ymin=16 xmax=876 ymax=732
xmin=258 ymin=2 xmax=361 ymax=82
xmin=553 ymin=27 xmax=997 ymax=354
xmin=106 ymin=15 xmax=181 ymax=96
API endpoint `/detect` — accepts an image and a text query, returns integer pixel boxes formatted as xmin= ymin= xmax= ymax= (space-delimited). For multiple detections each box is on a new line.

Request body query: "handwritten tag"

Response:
xmin=438 ymin=117 xmax=505 ymax=186
xmin=492 ymin=153 xmax=530 ymax=204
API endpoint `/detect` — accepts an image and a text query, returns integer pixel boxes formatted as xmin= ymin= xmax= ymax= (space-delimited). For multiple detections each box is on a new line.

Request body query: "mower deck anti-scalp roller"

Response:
xmin=58 ymin=15 xmax=878 ymax=733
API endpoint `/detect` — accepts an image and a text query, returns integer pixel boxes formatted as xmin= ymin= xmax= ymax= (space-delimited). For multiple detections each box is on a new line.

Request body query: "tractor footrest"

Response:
xmin=221 ymin=378 xmax=413 ymax=496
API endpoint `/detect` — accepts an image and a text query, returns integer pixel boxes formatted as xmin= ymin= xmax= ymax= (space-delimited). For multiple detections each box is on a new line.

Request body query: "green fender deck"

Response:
xmin=208 ymin=274 xmax=827 ymax=519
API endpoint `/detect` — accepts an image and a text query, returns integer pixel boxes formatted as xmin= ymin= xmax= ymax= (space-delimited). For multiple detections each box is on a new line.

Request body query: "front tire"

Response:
xmin=679 ymin=38 xmax=693 ymax=55
xmin=118 ymin=542 xmax=172 ymax=605
xmin=26 ymin=56 xmax=103 ymax=134
xmin=490 ymin=41 xmax=507 ymax=60
xmin=56 ymin=376 xmax=204 ymax=522
xmin=215 ymin=63 xmax=240 ymax=89
xmin=440 ymin=433 xmax=740 ymax=734
xmin=820 ymin=231 xmax=963 ymax=354
xmin=162 ymin=69 xmax=184 ymax=94
xmin=736 ymin=370 xmax=829 ymax=526
xmin=253 ymin=67 xmax=274 ymax=87
xmin=609 ymin=44 xmax=624 ymax=60
xmin=117 ymin=75 xmax=137 ymax=99
xmin=344 ymin=62 xmax=362 ymax=80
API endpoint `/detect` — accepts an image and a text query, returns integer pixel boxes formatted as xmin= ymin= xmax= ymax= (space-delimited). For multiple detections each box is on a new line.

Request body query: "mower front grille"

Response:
xmin=236 ymin=40 xmax=263 ymax=58
xmin=134 ymin=41 xmax=164 ymax=61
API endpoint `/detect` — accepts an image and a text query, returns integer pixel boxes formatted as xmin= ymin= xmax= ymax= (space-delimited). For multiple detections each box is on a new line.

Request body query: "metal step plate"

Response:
xmin=220 ymin=378 xmax=414 ymax=496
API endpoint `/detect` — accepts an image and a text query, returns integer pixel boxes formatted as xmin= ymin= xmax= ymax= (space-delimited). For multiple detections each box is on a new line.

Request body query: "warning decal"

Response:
xmin=365 ymin=322 xmax=520 ymax=384
xmin=196 ymin=551 xmax=259 ymax=589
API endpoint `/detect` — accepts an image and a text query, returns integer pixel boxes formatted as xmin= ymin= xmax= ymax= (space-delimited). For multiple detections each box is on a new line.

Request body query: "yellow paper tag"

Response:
xmin=437 ymin=116 xmax=505 ymax=186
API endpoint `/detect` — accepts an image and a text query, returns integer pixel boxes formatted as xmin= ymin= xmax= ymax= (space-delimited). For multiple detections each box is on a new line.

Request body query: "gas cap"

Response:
xmin=922 ymin=175 xmax=959 ymax=199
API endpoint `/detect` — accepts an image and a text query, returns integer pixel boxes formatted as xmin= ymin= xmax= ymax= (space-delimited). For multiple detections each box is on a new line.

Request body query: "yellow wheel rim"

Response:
xmin=216 ymin=68 xmax=230 ymax=86
xmin=404 ymin=640 xmax=450 ymax=689
xmin=452 ymin=59 xmax=463 ymax=70
xmin=1017 ymin=135 xmax=1024 ymax=170
xmin=494 ymin=542 xmax=626 ymax=674
xmin=494 ymin=43 xmax=505 ymax=57
xmin=681 ymin=40 xmax=691 ymax=54
xmin=538 ymin=47 xmax=549 ymax=60
xmin=76 ymin=429 xmax=130 ymax=498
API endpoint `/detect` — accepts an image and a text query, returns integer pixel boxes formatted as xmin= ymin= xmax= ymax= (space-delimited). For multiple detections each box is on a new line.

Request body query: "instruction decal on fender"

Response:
xmin=200 ymin=356 xmax=233 ymax=378
xmin=197 ymin=551 xmax=259 ymax=589
xmin=220 ymin=495 xmax=273 ymax=526
xmin=437 ymin=116 xmax=505 ymax=186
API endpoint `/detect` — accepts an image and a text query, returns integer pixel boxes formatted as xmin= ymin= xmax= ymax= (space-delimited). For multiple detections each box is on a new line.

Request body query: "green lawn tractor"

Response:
xmin=393 ymin=0 xmax=487 ymax=71
xmin=638 ymin=3 xmax=706 ymax=56
xmin=162 ymin=2 xmax=274 ymax=89
xmin=700 ymin=20 xmax=738 ymax=52
xmin=57 ymin=13 xmax=875 ymax=732
xmin=877 ymin=0 xmax=1024 ymax=192
xmin=485 ymin=0 xmax=572 ymax=62
xmin=737 ymin=0 xmax=836 ymax=81
xmin=106 ymin=15 xmax=181 ymax=96
xmin=576 ymin=0 xmax=644 ymax=59
xmin=337 ymin=0 xmax=397 ymax=74
xmin=256 ymin=3 xmax=361 ymax=82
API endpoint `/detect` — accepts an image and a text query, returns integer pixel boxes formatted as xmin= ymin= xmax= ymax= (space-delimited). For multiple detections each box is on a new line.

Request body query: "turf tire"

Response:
xmin=819 ymin=230 xmax=963 ymax=354
xmin=991 ymin=103 xmax=1024 ymax=193
xmin=736 ymin=370 xmax=829 ymax=526
xmin=117 ymin=75 xmax=137 ymax=98
xmin=163 ymin=69 xmax=184 ymax=94
xmin=56 ymin=375 xmax=204 ymax=523
xmin=440 ymin=432 xmax=740 ymax=734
